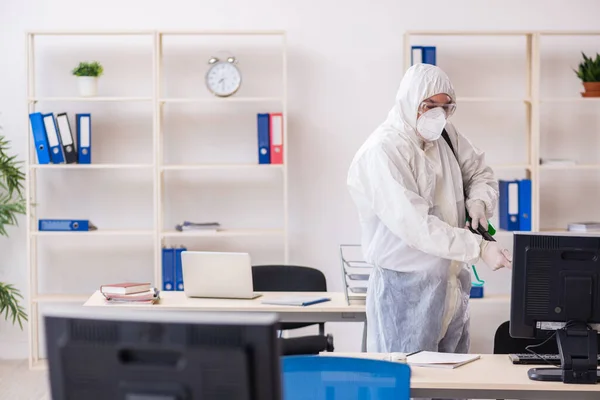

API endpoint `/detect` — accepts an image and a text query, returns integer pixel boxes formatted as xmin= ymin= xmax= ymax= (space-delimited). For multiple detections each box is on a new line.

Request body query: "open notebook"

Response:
xmin=407 ymin=351 xmax=480 ymax=369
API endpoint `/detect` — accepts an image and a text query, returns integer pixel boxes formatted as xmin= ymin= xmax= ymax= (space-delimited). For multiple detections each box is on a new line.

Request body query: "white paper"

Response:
xmin=80 ymin=116 xmax=90 ymax=147
xmin=407 ymin=351 xmax=480 ymax=365
xmin=271 ymin=115 xmax=283 ymax=146
xmin=43 ymin=115 xmax=59 ymax=147
xmin=56 ymin=115 xmax=74 ymax=145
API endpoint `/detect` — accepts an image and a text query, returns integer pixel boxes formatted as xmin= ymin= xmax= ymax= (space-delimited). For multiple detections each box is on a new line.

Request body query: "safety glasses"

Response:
xmin=418 ymin=101 xmax=457 ymax=118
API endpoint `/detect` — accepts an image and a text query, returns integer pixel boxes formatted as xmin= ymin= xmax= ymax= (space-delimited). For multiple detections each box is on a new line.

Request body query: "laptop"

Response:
xmin=181 ymin=251 xmax=261 ymax=299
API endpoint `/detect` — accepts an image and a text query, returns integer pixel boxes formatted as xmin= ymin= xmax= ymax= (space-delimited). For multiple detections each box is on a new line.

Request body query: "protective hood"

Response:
xmin=385 ymin=63 xmax=456 ymax=137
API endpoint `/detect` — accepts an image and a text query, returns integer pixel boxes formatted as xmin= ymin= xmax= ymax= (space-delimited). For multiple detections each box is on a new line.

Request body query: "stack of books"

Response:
xmin=100 ymin=282 xmax=160 ymax=304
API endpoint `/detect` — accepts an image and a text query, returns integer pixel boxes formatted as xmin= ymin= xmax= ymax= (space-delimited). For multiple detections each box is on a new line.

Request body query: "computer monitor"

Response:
xmin=510 ymin=232 xmax=600 ymax=384
xmin=44 ymin=307 xmax=282 ymax=399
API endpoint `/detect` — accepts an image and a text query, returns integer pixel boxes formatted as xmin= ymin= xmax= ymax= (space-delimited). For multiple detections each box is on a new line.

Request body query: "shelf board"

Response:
xmin=161 ymin=229 xmax=284 ymax=238
xmin=406 ymin=30 xmax=531 ymax=36
xmin=30 ymin=163 xmax=153 ymax=170
xmin=159 ymin=97 xmax=282 ymax=104
xmin=32 ymin=294 xmax=89 ymax=303
xmin=491 ymin=163 xmax=532 ymax=170
xmin=31 ymin=230 xmax=154 ymax=237
xmin=541 ymin=97 xmax=600 ymax=103
xmin=159 ymin=30 xmax=286 ymax=36
xmin=29 ymin=96 xmax=153 ymax=102
xmin=457 ymin=97 xmax=531 ymax=103
xmin=161 ymin=164 xmax=283 ymax=171
xmin=539 ymin=31 xmax=600 ymax=36
xmin=29 ymin=30 xmax=155 ymax=36
xmin=540 ymin=164 xmax=600 ymax=170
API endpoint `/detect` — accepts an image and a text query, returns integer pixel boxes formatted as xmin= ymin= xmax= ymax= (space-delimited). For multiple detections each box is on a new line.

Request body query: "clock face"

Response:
xmin=206 ymin=62 xmax=241 ymax=97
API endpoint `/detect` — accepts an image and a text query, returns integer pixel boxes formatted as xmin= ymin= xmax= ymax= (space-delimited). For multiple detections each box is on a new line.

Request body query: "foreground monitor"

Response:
xmin=45 ymin=307 xmax=282 ymax=400
xmin=510 ymin=232 xmax=600 ymax=384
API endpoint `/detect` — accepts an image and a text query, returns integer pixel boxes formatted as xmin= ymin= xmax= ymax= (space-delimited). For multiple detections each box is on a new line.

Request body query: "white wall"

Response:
xmin=2 ymin=0 xmax=600 ymax=359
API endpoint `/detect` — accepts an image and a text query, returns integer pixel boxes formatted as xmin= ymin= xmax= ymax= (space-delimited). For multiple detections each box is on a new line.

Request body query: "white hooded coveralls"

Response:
xmin=347 ymin=64 xmax=499 ymax=353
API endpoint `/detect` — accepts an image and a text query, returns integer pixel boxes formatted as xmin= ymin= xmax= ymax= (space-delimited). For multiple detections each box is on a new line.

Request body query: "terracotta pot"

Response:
xmin=583 ymin=82 xmax=600 ymax=92
xmin=580 ymin=82 xmax=600 ymax=97
xmin=581 ymin=91 xmax=600 ymax=97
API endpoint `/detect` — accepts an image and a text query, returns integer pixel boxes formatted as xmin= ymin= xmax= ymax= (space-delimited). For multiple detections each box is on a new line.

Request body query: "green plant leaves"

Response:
xmin=72 ymin=61 xmax=104 ymax=77
xmin=574 ymin=52 xmax=600 ymax=82
xmin=0 ymin=134 xmax=25 ymax=237
xmin=0 ymin=282 xmax=27 ymax=329
xmin=0 ymin=131 xmax=27 ymax=329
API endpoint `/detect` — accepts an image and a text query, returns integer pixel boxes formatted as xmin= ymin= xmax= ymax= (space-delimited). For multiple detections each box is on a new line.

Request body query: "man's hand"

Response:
xmin=480 ymin=241 xmax=512 ymax=271
xmin=467 ymin=200 xmax=488 ymax=231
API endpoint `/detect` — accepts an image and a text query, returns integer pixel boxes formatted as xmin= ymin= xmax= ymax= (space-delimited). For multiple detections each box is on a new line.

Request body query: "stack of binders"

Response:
xmin=498 ymin=179 xmax=532 ymax=231
xmin=257 ymin=113 xmax=284 ymax=165
xmin=29 ymin=112 xmax=92 ymax=165
xmin=162 ymin=245 xmax=186 ymax=292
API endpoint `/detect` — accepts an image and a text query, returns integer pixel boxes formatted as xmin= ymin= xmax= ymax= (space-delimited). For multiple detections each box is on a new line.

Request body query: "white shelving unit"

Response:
xmin=403 ymin=30 xmax=600 ymax=235
xmin=25 ymin=30 xmax=288 ymax=369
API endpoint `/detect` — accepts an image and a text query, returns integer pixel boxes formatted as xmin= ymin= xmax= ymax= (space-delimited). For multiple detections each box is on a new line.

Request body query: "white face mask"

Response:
xmin=416 ymin=107 xmax=447 ymax=141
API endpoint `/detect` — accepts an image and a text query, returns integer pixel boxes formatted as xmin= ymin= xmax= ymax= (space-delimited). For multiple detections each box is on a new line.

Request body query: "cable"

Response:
xmin=525 ymin=331 xmax=560 ymax=367
xmin=525 ymin=321 xmax=583 ymax=368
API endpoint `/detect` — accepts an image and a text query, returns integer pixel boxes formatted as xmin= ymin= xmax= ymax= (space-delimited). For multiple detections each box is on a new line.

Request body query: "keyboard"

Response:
xmin=509 ymin=353 xmax=600 ymax=365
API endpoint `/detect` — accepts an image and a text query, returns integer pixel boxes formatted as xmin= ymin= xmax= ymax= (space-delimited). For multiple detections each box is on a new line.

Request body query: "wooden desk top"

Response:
xmin=84 ymin=291 xmax=365 ymax=313
xmin=325 ymin=353 xmax=600 ymax=398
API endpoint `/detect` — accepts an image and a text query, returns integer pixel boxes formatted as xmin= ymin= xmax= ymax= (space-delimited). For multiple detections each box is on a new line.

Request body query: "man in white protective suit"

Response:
xmin=347 ymin=63 xmax=512 ymax=359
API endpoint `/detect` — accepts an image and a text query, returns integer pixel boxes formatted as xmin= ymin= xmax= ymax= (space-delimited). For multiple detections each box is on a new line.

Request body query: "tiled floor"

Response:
xmin=0 ymin=360 xmax=49 ymax=400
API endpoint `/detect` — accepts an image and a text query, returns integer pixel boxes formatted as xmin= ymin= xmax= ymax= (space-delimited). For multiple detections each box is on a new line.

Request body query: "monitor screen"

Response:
xmin=510 ymin=232 xmax=600 ymax=339
xmin=45 ymin=307 xmax=282 ymax=400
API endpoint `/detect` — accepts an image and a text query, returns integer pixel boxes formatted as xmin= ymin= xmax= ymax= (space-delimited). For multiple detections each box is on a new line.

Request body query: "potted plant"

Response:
xmin=574 ymin=52 xmax=600 ymax=97
xmin=72 ymin=61 xmax=104 ymax=97
xmin=0 ymin=130 xmax=27 ymax=330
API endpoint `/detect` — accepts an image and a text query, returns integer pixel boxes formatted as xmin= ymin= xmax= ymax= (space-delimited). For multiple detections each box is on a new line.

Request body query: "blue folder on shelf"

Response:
xmin=411 ymin=46 xmax=436 ymax=66
xmin=28 ymin=112 xmax=51 ymax=164
xmin=261 ymin=296 xmax=331 ymax=307
xmin=174 ymin=246 xmax=186 ymax=291
xmin=499 ymin=180 xmax=520 ymax=231
xmin=42 ymin=113 xmax=65 ymax=164
xmin=162 ymin=247 xmax=175 ymax=291
xmin=257 ymin=113 xmax=271 ymax=164
xmin=38 ymin=219 xmax=96 ymax=231
xmin=77 ymin=113 xmax=92 ymax=164
xmin=518 ymin=179 xmax=532 ymax=231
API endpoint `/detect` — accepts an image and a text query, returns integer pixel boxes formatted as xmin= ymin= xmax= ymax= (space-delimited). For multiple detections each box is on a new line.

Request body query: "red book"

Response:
xmin=269 ymin=113 xmax=284 ymax=164
xmin=100 ymin=282 xmax=151 ymax=295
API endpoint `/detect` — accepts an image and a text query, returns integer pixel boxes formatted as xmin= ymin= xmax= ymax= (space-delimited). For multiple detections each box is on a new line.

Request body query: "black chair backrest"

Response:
xmin=252 ymin=265 xmax=327 ymax=332
xmin=494 ymin=321 xmax=559 ymax=354
xmin=252 ymin=265 xmax=327 ymax=292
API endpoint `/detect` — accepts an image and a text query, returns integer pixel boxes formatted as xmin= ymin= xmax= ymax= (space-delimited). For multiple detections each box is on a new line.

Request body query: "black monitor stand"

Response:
xmin=528 ymin=276 xmax=600 ymax=384
xmin=528 ymin=323 xmax=599 ymax=384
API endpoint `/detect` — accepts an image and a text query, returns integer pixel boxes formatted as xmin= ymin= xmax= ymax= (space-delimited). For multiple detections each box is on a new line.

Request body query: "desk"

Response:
xmin=324 ymin=353 xmax=600 ymax=400
xmin=84 ymin=291 xmax=365 ymax=325
xmin=84 ymin=292 xmax=509 ymax=352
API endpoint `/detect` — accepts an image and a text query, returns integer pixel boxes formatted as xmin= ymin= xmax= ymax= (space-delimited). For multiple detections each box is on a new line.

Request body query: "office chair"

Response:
xmin=493 ymin=321 xmax=559 ymax=354
xmin=282 ymin=355 xmax=411 ymax=400
xmin=252 ymin=265 xmax=334 ymax=355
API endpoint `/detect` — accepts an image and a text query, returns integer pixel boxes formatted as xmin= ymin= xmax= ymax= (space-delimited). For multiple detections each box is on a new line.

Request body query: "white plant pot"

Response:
xmin=77 ymin=76 xmax=98 ymax=97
